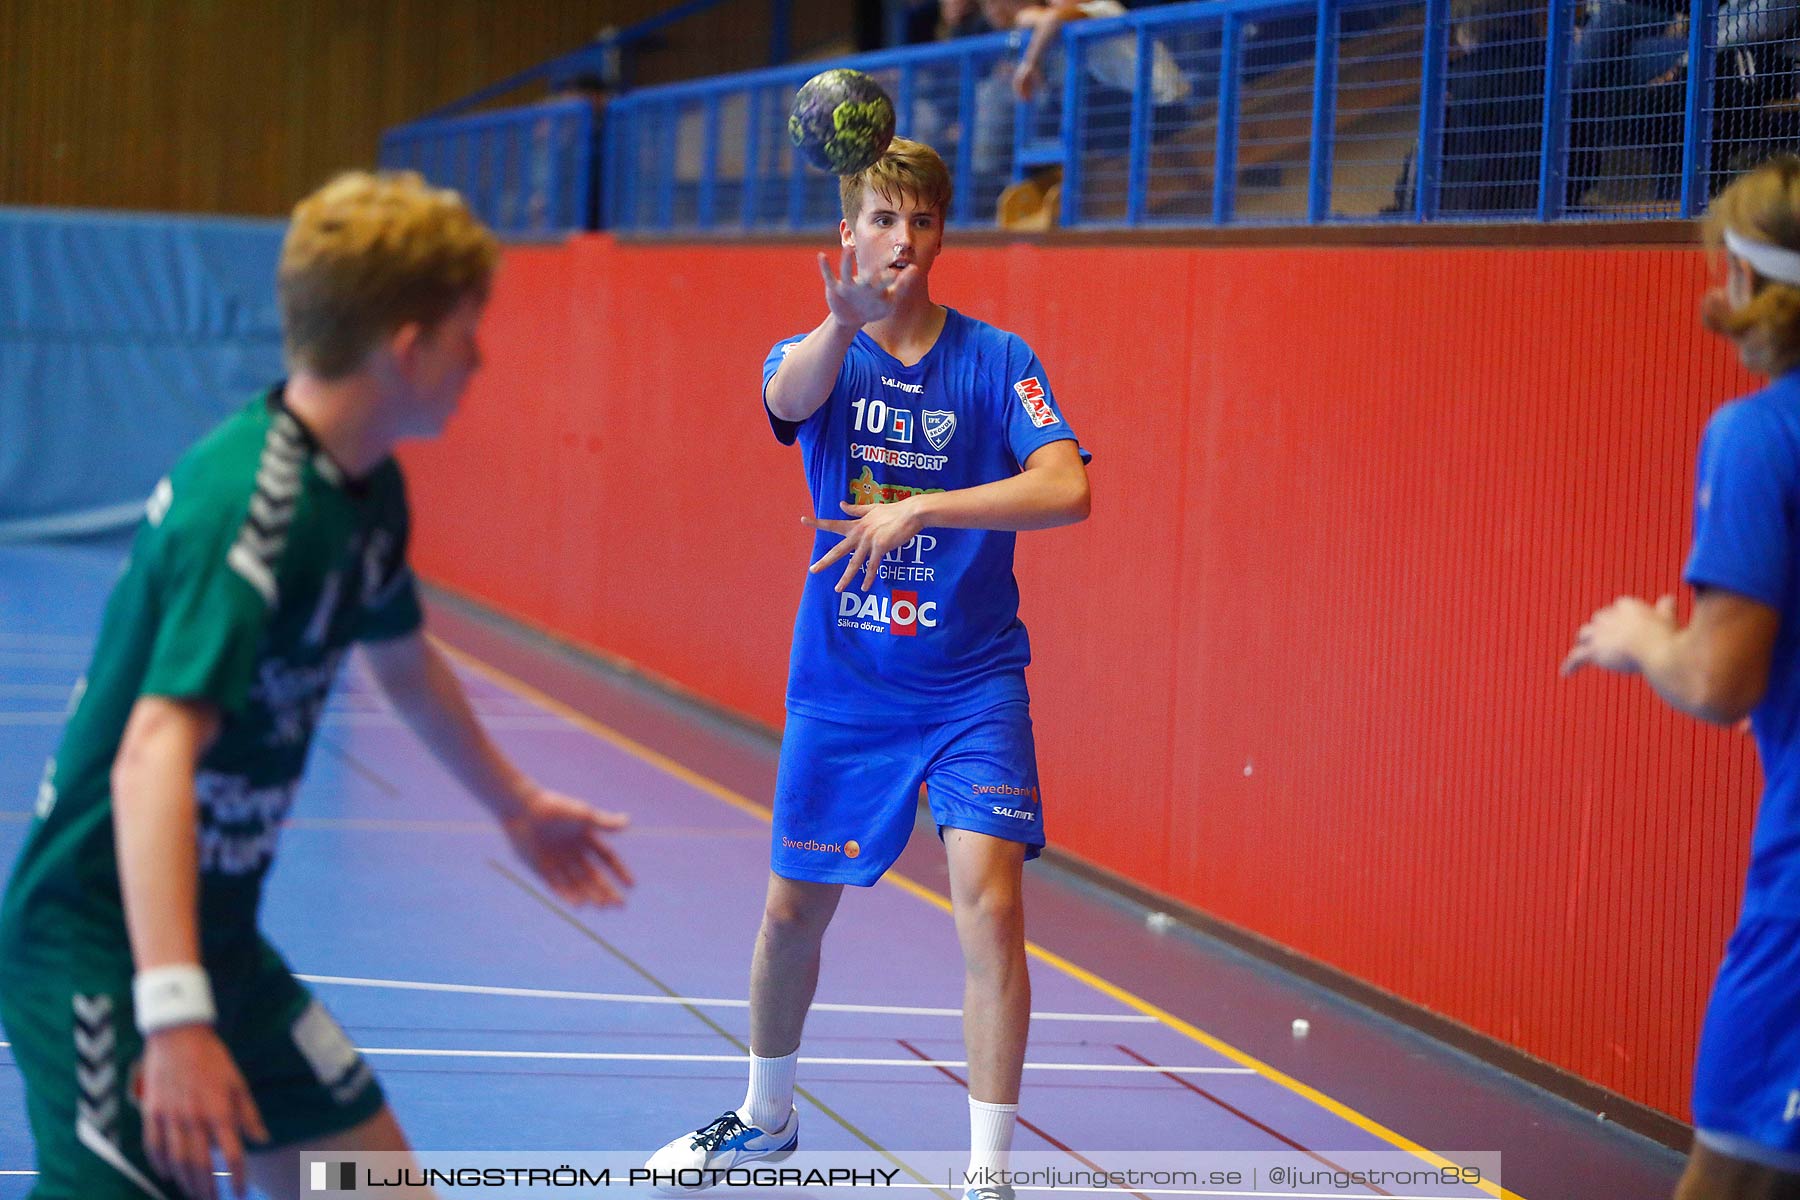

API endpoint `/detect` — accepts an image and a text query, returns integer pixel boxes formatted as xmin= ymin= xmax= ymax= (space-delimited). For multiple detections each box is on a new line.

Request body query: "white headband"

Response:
xmin=1726 ymin=230 xmax=1800 ymax=286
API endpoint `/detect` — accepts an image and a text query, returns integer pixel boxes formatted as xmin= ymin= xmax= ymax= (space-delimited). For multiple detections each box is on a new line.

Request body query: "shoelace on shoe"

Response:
xmin=689 ymin=1111 xmax=750 ymax=1151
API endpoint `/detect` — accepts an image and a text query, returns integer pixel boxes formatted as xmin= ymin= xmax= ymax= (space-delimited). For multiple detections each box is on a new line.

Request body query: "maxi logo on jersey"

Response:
xmin=838 ymin=589 xmax=940 ymax=636
xmin=1015 ymin=377 xmax=1059 ymax=428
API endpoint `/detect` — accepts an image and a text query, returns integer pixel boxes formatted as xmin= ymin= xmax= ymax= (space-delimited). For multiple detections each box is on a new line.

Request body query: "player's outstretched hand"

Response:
xmin=1561 ymin=594 xmax=1676 ymax=677
xmin=505 ymin=788 xmax=634 ymax=908
xmin=804 ymin=498 xmax=926 ymax=593
xmin=140 ymin=1024 xmax=268 ymax=1200
xmin=818 ymin=246 xmax=916 ymax=330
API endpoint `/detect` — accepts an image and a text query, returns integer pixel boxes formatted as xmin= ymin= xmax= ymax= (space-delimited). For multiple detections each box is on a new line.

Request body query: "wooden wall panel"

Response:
xmin=0 ymin=0 xmax=851 ymax=215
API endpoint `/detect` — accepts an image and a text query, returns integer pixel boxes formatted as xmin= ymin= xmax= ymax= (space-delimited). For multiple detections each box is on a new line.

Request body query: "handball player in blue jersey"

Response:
xmin=647 ymin=138 xmax=1090 ymax=1199
xmin=1565 ymin=156 xmax=1800 ymax=1199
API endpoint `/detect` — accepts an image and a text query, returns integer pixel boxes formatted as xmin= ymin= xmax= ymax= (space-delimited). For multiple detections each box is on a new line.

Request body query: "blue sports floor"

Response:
xmin=0 ymin=538 xmax=1685 ymax=1199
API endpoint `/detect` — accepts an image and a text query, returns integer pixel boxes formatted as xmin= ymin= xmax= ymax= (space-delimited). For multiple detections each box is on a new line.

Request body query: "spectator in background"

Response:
xmin=904 ymin=0 xmax=993 ymax=43
xmin=1712 ymin=0 xmax=1800 ymax=178
xmin=972 ymin=0 xmax=1191 ymax=206
xmin=1563 ymin=0 xmax=1800 ymax=202
xmin=1718 ymin=0 xmax=1800 ymax=76
xmin=1436 ymin=0 xmax=1546 ymax=212
xmin=981 ymin=0 xmax=1189 ymax=103
xmin=1565 ymin=0 xmax=1687 ymax=205
xmin=902 ymin=0 xmax=997 ymax=169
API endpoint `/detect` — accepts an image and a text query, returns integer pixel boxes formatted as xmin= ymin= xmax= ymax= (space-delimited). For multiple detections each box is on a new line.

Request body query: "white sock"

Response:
xmin=739 ymin=1050 xmax=799 ymax=1132
xmin=967 ymin=1096 xmax=1019 ymax=1184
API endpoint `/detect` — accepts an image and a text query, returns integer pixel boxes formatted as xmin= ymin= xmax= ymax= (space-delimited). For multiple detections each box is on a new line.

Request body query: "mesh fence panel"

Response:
xmin=1706 ymin=0 xmax=1800 ymax=200
xmin=1140 ymin=22 xmax=1225 ymax=224
xmin=1435 ymin=0 xmax=1549 ymax=218
xmin=1329 ymin=3 xmax=1428 ymax=218
xmin=1073 ymin=28 xmax=1141 ymax=223
xmin=1234 ymin=11 xmax=1320 ymax=223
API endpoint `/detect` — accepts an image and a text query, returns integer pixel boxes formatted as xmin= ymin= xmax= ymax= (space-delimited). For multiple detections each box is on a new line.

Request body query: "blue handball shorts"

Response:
xmin=1691 ymin=913 xmax=1800 ymax=1160
xmin=770 ymin=701 xmax=1045 ymax=886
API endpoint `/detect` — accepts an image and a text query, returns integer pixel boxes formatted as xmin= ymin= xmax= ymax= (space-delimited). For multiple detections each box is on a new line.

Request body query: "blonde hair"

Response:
xmin=278 ymin=171 xmax=500 ymax=379
xmin=839 ymin=137 xmax=953 ymax=224
xmin=1702 ymin=155 xmax=1800 ymax=375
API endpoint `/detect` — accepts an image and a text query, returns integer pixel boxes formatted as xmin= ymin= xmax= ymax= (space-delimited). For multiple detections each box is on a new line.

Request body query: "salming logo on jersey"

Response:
xmin=227 ymin=410 xmax=308 ymax=605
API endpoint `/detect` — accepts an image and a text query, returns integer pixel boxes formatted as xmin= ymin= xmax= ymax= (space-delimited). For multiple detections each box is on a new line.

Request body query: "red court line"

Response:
xmin=1114 ymin=1044 xmax=1391 ymax=1197
xmin=895 ymin=1038 xmax=1156 ymax=1200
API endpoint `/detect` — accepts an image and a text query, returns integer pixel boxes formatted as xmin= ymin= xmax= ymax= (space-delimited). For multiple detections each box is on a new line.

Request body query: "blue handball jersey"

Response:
xmin=1684 ymin=371 xmax=1800 ymax=920
xmin=763 ymin=307 xmax=1086 ymax=723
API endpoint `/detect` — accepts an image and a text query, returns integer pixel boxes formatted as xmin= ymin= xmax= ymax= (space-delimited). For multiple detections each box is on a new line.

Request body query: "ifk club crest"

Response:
xmin=922 ymin=409 xmax=956 ymax=451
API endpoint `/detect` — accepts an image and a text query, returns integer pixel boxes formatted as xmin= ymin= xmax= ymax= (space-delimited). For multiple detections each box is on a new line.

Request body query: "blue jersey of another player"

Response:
xmin=763 ymin=307 xmax=1086 ymax=723
xmin=1684 ymin=370 xmax=1800 ymax=919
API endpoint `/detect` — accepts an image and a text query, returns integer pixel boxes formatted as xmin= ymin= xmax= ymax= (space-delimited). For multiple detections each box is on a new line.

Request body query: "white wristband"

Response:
xmin=133 ymin=964 xmax=216 ymax=1035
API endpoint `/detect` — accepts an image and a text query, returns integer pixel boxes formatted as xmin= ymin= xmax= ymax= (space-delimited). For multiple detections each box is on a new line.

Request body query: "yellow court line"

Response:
xmin=435 ymin=638 xmax=1526 ymax=1200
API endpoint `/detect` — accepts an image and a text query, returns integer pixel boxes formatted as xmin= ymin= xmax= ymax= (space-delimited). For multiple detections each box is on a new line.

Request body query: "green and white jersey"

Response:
xmin=0 ymin=386 xmax=423 ymax=969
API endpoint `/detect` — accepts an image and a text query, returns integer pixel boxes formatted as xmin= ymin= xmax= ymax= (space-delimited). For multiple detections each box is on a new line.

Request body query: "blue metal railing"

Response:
xmin=384 ymin=0 xmax=1800 ymax=235
xmin=381 ymin=100 xmax=598 ymax=238
xmin=376 ymin=0 xmax=794 ymax=238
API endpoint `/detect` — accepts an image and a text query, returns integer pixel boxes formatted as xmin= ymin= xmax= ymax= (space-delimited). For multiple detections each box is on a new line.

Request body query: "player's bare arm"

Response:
xmin=359 ymin=633 xmax=634 ymax=907
xmin=1562 ymin=587 xmax=1780 ymax=724
xmin=1013 ymin=5 xmax=1088 ymax=99
xmin=767 ymin=248 xmax=920 ymax=423
xmin=113 ymin=696 xmax=269 ymax=1200
xmin=805 ymin=440 xmax=1091 ymax=592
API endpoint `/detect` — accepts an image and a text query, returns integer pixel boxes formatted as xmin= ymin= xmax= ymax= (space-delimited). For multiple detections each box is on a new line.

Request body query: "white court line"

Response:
xmin=0 ymin=710 xmax=568 ymax=729
xmin=356 ymin=1047 xmax=1252 ymax=1073
xmin=280 ymin=817 xmax=763 ymax=839
xmin=0 ymin=634 xmax=92 ymax=649
xmin=322 ymin=711 xmax=582 ymax=731
xmin=297 ymin=974 xmax=1158 ymax=1024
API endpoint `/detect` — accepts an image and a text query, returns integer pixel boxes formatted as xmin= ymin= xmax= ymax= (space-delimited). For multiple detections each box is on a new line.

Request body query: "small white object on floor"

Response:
xmin=1292 ymin=1018 xmax=1311 ymax=1037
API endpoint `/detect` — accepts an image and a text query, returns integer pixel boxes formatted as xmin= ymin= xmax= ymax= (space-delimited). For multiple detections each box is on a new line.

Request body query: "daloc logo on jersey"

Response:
xmin=922 ymin=410 xmax=957 ymax=451
xmin=838 ymin=590 xmax=939 ymax=636
xmin=888 ymin=409 xmax=914 ymax=444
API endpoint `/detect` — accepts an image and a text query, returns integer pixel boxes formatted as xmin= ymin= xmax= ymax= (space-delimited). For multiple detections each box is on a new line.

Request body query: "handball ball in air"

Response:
xmin=788 ymin=68 xmax=897 ymax=174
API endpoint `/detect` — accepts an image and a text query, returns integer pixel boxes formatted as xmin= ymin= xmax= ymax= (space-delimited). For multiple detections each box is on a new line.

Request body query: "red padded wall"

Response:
xmin=402 ymin=235 xmax=1760 ymax=1121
